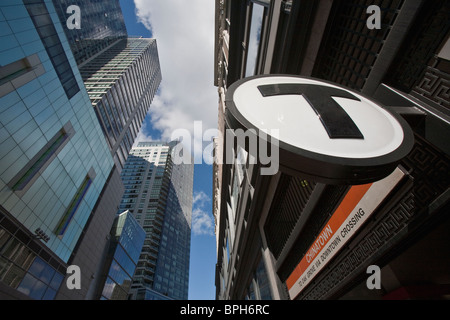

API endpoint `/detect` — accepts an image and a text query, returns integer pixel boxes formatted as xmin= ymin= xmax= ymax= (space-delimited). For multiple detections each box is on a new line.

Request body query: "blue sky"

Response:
xmin=119 ymin=0 xmax=218 ymax=300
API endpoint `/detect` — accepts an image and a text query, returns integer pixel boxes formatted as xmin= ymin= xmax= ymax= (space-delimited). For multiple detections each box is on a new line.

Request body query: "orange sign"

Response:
xmin=286 ymin=167 xmax=405 ymax=299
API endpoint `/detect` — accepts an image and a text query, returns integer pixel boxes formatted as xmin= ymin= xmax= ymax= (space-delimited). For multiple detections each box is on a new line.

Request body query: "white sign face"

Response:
xmin=225 ymin=75 xmax=414 ymax=184
xmin=232 ymin=77 xmax=404 ymax=159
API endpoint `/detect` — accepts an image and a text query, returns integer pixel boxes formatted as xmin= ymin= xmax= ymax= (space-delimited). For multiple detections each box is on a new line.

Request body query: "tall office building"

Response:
xmin=54 ymin=4 xmax=162 ymax=299
xmin=52 ymin=1 xmax=162 ymax=171
xmin=52 ymin=0 xmax=128 ymax=65
xmin=118 ymin=141 xmax=193 ymax=300
xmin=214 ymin=0 xmax=450 ymax=300
xmin=0 ymin=0 xmax=120 ymax=299
xmin=78 ymin=38 xmax=162 ymax=171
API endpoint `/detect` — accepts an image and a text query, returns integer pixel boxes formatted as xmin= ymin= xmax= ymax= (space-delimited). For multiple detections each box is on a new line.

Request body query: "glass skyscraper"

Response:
xmin=79 ymin=38 xmax=162 ymax=170
xmin=52 ymin=2 xmax=162 ymax=300
xmin=52 ymin=0 xmax=128 ymax=66
xmin=0 ymin=0 xmax=162 ymax=301
xmin=0 ymin=0 xmax=115 ymax=299
xmin=52 ymin=1 xmax=162 ymax=171
xmin=118 ymin=141 xmax=193 ymax=300
xmin=98 ymin=210 xmax=145 ymax=300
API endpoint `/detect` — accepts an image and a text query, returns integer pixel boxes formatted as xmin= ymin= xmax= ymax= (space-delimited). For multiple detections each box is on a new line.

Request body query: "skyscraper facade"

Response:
xmin=79 ymin=38 xmax=162 ymax=171
xmin=0 ymin=0 xmax=117 ymax=299
xmin=52 ymin=0 xmax=128 ymax=66
xmin=53 ymin=4 xmax=163 ymax=300
xmin=52 ymin=1 xmax=162 ymax=171
xmin=118 ymin=141 xmax=193 ymax=300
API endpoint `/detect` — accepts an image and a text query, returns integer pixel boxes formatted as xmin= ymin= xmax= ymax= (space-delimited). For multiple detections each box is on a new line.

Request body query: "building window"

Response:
xmin=54 ymin=168 xmax=96 ymax=237
xmin=438 ymin=35 xmax=450 ymax=61
xmin=0 ymin=217 xmax=65 ymax=301
xmin=226 ymin=202 xmax=236 ymax=246
xmin=245 ymin=258 xmax=272 ymax=300
xmin=0 ymin=53 xmax=46 ymax=98
xmin=8 ymin=122 xmax=75 ymax=194
xmin=245 ymin=2 xmax=266 ymax=77
xmin=0 ymin=57 xmax=33 ymax=87
xmin=24 ymin=0 xmax=80 ymax=99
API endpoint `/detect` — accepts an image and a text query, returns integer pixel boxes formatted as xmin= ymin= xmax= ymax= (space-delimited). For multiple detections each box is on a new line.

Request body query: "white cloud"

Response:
xmin=193 ymin=190 xmax=209 ymax=207
xmin=133 ymin=0 xmax=218 ymax=156
xmin=191 ymin=191 xmax=214 ymax=236
xmin=132 ymin=1 xmax=217 ymax=236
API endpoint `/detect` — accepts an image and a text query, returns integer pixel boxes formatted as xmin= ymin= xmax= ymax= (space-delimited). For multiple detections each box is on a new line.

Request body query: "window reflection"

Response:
xmin=18 ymin=273 xmax=46 ymax=299
xmin=244 ymin=257 xmax=272 ymax=300
xmin=100 ymin=211 xmax=145 ymax=299
xmin=15 ymin=257 xmax=64 ymax=300
xmin=245 ymin=4 xmax=264 ymax=77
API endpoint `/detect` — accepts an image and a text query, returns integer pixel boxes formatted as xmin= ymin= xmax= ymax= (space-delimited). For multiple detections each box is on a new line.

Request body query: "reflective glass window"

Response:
xmin=255 ymin=258 xmax=272 ymax=299
xmin=8 ymin=123 xmax=73 ymax=192
xmin=245 ymin=4 xmax=264 ymax=77
xmin=54 ymin=174 xmax=93 ymax=236
xmin=28 ymin=257 xmax=54 ymax=284
xmin=42 ymin=287 xmax=56 ymax=300
xmin=17 ymin=273 xmax=46 ymax=299
xmin=24 ymin=0 xmax=80 ymax=99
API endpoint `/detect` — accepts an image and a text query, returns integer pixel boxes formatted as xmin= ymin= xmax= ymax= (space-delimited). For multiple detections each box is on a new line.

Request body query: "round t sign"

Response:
xmin=225 ymin=75 xmax=414 ymax=184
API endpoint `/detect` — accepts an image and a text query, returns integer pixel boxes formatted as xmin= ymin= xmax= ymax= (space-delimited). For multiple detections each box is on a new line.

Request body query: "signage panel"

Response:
xmin=286 ymin=167 xmax=406 ymax=299
xmin=225 ymin=75 xmax=414 ymax=184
